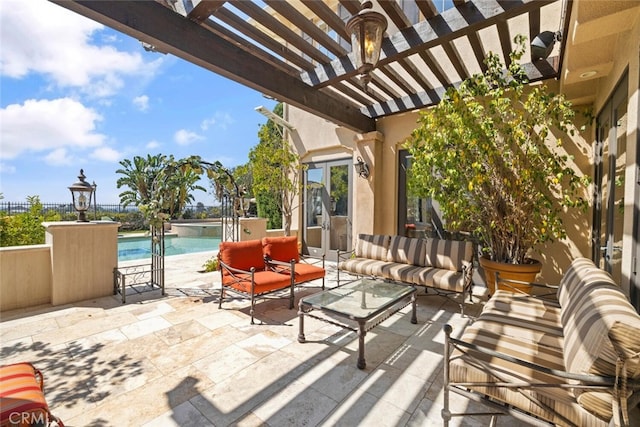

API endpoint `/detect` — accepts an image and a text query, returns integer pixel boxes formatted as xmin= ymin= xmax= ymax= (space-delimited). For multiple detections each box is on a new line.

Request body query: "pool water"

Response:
xmin=118 ymin=236 xmax=220 ymax=262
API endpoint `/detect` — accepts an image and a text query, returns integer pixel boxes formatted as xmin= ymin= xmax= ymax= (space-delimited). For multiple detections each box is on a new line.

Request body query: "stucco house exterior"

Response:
xmin=280 ymin=1 xmax=639 ymax=310
xmin=52 ymin=0 xmax=639 ymax=310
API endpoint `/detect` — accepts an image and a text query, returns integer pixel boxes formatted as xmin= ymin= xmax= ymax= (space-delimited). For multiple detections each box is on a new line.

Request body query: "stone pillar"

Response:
xmin=43 ymin=221 xmax=119 ymax=305
xmin=353 ymin=131 xmax=384 ymax=237
xmin=239 ymin=217 xmax=268 ymax=241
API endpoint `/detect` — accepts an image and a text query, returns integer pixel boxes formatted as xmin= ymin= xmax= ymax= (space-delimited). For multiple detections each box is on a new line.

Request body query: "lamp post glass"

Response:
xmin=346 ymin=1 xmax=387 ymax=79
xmin=68 ymin=169 xmax=94 ymax=222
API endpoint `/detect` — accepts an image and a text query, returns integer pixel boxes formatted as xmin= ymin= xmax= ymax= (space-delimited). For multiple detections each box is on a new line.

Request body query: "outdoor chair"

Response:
xmin=0 ymin=362 xmax=65 ymax=427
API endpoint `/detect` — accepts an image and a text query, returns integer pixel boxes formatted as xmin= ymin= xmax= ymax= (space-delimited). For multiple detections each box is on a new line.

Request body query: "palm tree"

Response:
xmin=116 ymin=154 xmax=205 ymax=220
xmin=116 ymin=154 xmax=167 ymax=208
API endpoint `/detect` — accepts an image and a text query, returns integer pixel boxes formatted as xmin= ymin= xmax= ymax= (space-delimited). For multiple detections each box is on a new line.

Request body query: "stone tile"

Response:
xmin=357 ymin=364 xmax=427 ymax=414
xmin=132 ymin=301 xmax=175 ymax=320
xmin=191 ymin=352 xmax=310 ymax=427
xmin=31 ymin=311 xmax=139 ymax=346
xmin=65 ymin=365 xmax=214 ymax=426
xmin=149 ymin=327 xmax=250 ymax=375
xmin=194 ymin=309 xmax=247 ymax=331
xmin=383 ymin=345 xmax=443 ymax=383
xmin=153 ymin=319 xmax=211 ymax=346
xmin=192 ymin=344 xmax=259 ymax=383
xmin=65 ymin=328 xmax=129 ymax=357
xmin=142 ymin=400 xmax=214 ymax=427
xmin=0 ymin=317 xmax=59 ymax=342
xmin=296 ymin=354 xmax=369 ymax=403
xmin=119 ymin=316 xmax=173 ymax=340
xmin=235 ymin=330 xmax=293 ymax=358
xmin=251 ymin=380 xmax=338 ymax=427
xmin=53 ymin=307 xmax=109 ymax=329
xmin=320 ymin=387 xmax=411 ymax=427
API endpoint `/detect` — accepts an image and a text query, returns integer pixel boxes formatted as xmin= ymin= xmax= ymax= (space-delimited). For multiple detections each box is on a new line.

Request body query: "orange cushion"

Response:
xmin=292 ymin=263 xmax=325 ymax=283
xmin=0 ymin=363 xmax=50 ymax=426
xmin=222 ymin=271 xmax=292 ymax=295
xmin=262 ymin=236 xmax=299 ymax=263
xmin=218 ymin=240 xmax=265 ymax=273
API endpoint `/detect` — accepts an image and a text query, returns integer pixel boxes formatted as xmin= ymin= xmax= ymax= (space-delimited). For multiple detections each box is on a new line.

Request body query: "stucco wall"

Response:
xmin=0 ymin=245 xmax=52 ymax=311
xmin=44 ymin=221 xmax=119 ymax=306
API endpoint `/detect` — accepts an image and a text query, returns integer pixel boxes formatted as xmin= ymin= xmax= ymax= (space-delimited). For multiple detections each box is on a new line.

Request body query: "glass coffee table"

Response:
xmin=297 ymin=278 xmax=417 ymax=369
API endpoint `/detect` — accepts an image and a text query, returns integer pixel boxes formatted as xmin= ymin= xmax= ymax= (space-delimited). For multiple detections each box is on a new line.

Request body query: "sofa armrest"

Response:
xmin=264 ymin=256 xmax=296 ymax=274
xmin=219 ymin=259 xmax=256 ymax=276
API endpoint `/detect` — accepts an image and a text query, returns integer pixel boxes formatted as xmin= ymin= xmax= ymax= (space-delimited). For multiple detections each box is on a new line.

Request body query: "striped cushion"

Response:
xmin=386 ymin=236 xmax=425 ymax=265
xmin=423 ymin=238 xmax=473 ymax=271
xmin=556 ymin=257 xmax=602 ymax=307
xmin=338 ymin=258 xmax=387 ymax=277
xmin=0 ymin=363 xmax=51 ymax=426
xmin=481 ymin=290 xmax=564 ymax=348
xmin=558 ymin=259 xmax=640 ymax=420
xmin=450 ymin=323 xmax=607 ymax=427
xmin=355 ymin=234 xmax=390 ymax=261
xmin=561 ymin=273 xmax=640 ymax=379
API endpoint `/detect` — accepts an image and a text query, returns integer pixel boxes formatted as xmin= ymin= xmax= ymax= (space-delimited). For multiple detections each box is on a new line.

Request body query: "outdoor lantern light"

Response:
xmin=68 ymin=169 xmax=94 ymax=222
xmin=531 ymin=31 xmax=561 ymax=60
xmin=345 ymin=0 xmax=387 ymax=89
xmin=354 ymin=156 xmax=370 ymax=179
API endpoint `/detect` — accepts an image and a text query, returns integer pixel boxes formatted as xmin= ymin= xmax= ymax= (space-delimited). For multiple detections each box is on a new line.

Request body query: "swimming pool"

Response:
xmin=118 ymin=235 xmax=220 ymax=262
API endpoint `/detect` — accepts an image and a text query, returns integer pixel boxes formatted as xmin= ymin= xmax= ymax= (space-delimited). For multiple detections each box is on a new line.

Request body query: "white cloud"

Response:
xmin=0 ymin=98 xmax=105 ymax=159
xmin=0 ymin=0 xmax=162 ymax=98
xmin=0 ymin=162 xmax=16 ymax=174
xmin=133 ymin=95 xmax=150 ymax=112
xmin=91 ymin=147 xmax=121 ymax=162
xmin=44 ymin=148 xmax=76 ymax=166
xmin=146 ymin=140 xmax=161 ymax=149
xmin=174 ymin=129 xmax=204 ymax=146
xmin=201 ymin=112 xmax=234 ymax=131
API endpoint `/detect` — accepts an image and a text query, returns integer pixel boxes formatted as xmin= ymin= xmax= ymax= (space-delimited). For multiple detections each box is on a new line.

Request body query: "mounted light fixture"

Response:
xmin=531 ymin=31 xmax=562 ymax=61
xmin=68 ymin=169 xmax=94 ymax=222
xmin=345 ymin=0 xmax=387 ymax=90
xmin=354 ymin=156 xmax=370 ymax=179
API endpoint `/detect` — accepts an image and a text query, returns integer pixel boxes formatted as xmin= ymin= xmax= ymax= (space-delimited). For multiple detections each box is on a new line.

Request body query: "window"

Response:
xmin=398 ymin=150 xmax=438 ymax=238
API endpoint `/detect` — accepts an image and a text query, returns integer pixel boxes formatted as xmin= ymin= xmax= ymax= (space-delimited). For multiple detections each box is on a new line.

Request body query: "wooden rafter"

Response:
xmin=52 ymin=0 xmax=375 ymax=132
xmin=49 ymin=0 xmax=566 ymax=131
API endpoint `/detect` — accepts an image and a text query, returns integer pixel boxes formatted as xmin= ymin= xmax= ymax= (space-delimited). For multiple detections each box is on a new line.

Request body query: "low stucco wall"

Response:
xmin=44 ymin=221 xmax=119 ymax=306
xmin=0 ymin=245 xmax=52 ymax=311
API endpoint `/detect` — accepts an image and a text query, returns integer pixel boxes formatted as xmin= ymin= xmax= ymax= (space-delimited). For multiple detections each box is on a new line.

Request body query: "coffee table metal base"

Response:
xmin=297 ymin=280 xmax=417 ymax=369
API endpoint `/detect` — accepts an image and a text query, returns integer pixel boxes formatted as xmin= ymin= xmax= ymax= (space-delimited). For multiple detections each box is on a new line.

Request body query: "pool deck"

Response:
xmin=1 ymin=251 xmax=538 ymax=426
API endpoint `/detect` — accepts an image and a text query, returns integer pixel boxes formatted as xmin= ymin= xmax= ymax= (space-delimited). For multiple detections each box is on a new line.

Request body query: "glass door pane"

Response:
xmin=609 ymin=92 xmax=627 ymax=283
xmin=328 ymin=164 xmax=350 ymax=252
xmin=594 ymin=74 xmax=627 ymax=284
xmin=304 ymin=166 xmax=325 ymax=258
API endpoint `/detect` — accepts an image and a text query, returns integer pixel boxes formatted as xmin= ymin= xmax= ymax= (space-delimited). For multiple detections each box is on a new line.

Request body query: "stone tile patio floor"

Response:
xmin=1 ymin=251 xmax=538 ymax=427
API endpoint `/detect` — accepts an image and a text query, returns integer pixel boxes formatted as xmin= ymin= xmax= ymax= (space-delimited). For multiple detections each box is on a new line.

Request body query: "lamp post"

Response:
xmin=345 ymin=0 xmax=388 ymax=89
xmin=68 ymin=169 xmax=94 ymax=222
xmin=92 ymin=181 xmax=97 ymax=221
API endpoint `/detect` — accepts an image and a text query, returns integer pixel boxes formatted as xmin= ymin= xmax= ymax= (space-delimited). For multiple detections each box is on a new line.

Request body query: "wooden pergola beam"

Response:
xmin=302 ymin=0 xmax=556 ymax=87
xmin=51 ymin=0 xmax=376 ymax=133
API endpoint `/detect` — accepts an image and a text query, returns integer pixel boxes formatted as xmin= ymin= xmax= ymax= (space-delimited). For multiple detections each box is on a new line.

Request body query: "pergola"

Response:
xmin=52 ymin=0 xmax=570 ymax=133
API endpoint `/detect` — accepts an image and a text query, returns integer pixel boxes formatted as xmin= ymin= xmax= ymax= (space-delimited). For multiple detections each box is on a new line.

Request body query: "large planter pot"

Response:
xmin=479 ymin=256 xmax=542 ymax=295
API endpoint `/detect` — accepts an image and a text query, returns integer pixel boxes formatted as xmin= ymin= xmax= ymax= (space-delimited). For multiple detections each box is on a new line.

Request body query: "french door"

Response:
xmin=303 ymin=159 xmax=352 ymax=261
xmin=593 ymin=74 xmax=628 ymax=285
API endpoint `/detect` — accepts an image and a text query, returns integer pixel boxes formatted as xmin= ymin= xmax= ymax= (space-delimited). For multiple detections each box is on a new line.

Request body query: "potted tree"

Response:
xmin=405 ymin=35 xmax=587 ymax=294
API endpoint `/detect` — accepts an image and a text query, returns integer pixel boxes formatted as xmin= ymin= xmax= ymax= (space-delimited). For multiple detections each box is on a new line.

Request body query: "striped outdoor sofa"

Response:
xmin=337 ymin=234 xmax=474 ymax=312
xmin=443 ymin=257 xmax=640 ymax=426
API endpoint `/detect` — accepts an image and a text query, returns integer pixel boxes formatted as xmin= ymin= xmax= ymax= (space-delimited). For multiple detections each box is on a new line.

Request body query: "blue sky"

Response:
xmin=0 ymin=0 xmax=276 ymax=205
